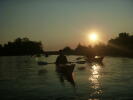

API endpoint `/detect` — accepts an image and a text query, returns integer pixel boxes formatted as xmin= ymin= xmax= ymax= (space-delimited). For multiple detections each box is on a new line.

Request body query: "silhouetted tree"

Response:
xmin=93 ymin=43 xmax=106 ymax=56
xmin=107 ymin=32 xmax=133 ymax=57
xmin=119 ymin=32 xmax=129 ymax=38
xmin=75 ymin=43 xmax=93 ymax=56
xmin=0 ymin=44 xmax=3 ymax=56
xmin=62 ymin=46 xmax=74 ymax=54
xmin=1 ymin=37 xmax=44 ymax=56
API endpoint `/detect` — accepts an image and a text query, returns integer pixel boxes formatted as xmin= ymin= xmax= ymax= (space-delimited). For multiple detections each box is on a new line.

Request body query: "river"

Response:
xmin=0 ymin=56 xmax=133 ymax=100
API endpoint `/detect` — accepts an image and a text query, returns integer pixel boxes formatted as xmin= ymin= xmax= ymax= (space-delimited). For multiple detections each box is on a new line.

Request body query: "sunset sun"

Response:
xmin=88 ymin=33 xmax=98 ymax=41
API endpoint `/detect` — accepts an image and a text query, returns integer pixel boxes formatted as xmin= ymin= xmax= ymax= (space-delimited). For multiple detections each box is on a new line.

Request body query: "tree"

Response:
xmin=119 ymin=32 xmax=129 ymax=38
xmin=107 ymin=32 xmax=133 ymax=57
xmin=1 ymin=37 xmax=44 ymax=56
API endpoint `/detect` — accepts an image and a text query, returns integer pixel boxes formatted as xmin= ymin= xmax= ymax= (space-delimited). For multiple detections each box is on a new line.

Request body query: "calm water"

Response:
xmin=0 ymin=56 xmax=133 ymax=100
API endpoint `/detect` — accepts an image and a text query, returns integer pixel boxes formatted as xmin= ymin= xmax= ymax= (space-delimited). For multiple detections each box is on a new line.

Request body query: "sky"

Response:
xmin=0 ymin=0 xmax=133 ymax=50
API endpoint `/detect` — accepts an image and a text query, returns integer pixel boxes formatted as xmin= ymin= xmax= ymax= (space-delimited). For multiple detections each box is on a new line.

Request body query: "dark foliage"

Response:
xmin=107 ymin=32 xmax=133 ymax=57
xmin=0 ymin=37 xmax=44 ymax=56
xmin=1 ymin=32 xmax=133 ymax=57
xmin=62 ymin=32 xmax=133 ymax=57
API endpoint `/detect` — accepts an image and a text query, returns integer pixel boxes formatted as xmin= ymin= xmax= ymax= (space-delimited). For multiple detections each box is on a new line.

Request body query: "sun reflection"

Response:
xmin=88 ymin=64 xmax=102 ymax=97
xmin=88 ymin=99 xmax=100 ymax=100
xmin=89 ymin=65 xmax=100 ymax=82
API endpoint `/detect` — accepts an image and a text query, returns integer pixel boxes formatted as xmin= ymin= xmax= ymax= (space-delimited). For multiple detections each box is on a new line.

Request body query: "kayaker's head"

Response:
xmin=59 ymin=50 xmax=64 ymax=55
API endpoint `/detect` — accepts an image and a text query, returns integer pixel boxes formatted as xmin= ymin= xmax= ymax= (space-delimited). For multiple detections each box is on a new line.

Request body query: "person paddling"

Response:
xmin=56 ymin=50 xmax=68 ymax=65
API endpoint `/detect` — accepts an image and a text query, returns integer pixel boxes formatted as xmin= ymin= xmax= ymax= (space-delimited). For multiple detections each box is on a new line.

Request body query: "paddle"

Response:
xmin=37 ymin=60 xmax=86 ymax=65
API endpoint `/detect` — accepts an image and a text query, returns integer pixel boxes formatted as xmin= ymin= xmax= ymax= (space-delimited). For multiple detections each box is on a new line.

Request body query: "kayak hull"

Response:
xmin=86 ymin=56 xmax=104 ymax=63
xmin=55 ymin=64 xmax=75 ymax=87
xmin=56 ymin=64 xmax=75 ymax=74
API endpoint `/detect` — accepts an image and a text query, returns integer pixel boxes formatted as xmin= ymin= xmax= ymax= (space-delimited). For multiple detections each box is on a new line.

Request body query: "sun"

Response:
xmin=89 ymin=33 xmax=98 ymax=41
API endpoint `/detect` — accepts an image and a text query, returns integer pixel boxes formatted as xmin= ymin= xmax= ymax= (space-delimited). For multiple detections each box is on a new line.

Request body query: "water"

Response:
xmin=0 ymin=56 xmax=133 ymax=100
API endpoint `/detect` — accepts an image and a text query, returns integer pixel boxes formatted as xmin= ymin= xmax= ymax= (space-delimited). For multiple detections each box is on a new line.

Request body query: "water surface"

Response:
xmin=0 ymin=56 xmax=133 ymax=100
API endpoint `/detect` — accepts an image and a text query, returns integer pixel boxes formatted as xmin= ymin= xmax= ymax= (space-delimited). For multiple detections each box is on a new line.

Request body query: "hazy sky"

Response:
xmin=0 ymin=0 xmax=133 ymax=50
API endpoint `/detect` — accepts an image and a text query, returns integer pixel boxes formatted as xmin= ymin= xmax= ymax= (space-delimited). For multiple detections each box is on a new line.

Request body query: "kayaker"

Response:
xmin=56 ymin=50 xmax=68 ymax=64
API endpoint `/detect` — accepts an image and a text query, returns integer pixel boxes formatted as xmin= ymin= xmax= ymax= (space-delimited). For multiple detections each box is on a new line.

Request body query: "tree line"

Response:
xmin=0 ymin=32 xmax=133 ymax=57
xmin=0 ymin=37 xmax=44 ymax=56
xmin=62 ymin=32 xmax=133 ymax=57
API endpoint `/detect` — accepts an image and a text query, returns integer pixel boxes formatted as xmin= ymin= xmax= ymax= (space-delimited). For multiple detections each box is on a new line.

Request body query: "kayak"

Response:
xmin=56 ymin=64 xmax=75 ymax=74
xmin=86 ymin=56 xmax=104 ymax=63
xmin=55 ymin=64 xmax=75 ymax=87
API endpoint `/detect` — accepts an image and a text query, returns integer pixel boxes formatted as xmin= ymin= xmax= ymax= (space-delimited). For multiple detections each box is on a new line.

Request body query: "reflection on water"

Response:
xmin=88 ymin=63 xmax=103 ymax=98
xmin=1 ymin=56 xmax=133 ymax=100
xmin=38 ymin=69 xmax=48 ymax=76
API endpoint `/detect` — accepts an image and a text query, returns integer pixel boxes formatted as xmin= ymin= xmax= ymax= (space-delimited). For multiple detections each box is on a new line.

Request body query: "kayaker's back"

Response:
xmin=56 ymin=55 xmax=68 ymax=64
